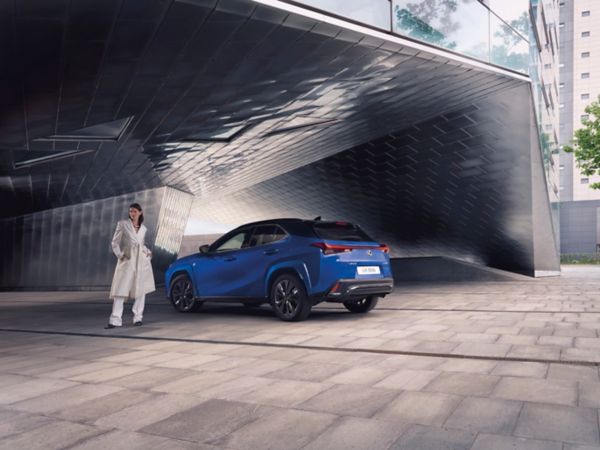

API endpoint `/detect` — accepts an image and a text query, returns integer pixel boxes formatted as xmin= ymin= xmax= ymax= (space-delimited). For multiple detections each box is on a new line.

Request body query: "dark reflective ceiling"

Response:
xmin=0 ymin=0 xmax=526 ymax=219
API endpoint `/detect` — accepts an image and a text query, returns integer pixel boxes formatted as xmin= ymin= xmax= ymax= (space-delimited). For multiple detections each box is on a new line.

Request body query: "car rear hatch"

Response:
xmin=311 ymin=221 xmax=389 ymax=280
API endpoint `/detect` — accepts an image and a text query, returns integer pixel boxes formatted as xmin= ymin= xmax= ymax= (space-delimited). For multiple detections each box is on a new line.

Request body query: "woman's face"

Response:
xmin=129 ymin=207 xmax=142 ymax=222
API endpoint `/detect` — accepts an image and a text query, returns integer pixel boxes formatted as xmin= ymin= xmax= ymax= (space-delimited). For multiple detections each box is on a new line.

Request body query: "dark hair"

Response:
xmin=129 ymin=203 xmax=144 ymax=226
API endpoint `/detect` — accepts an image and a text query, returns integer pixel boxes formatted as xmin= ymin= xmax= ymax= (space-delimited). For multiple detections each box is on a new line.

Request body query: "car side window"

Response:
xmin=214 ymin=229 xmax=252 ymax=252
xmin=250 ymin=225 xmax=287 ymax=247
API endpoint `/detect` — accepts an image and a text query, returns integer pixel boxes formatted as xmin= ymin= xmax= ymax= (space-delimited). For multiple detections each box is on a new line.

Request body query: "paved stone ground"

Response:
xmin=1 ymin=265 xmax=599 ymax=449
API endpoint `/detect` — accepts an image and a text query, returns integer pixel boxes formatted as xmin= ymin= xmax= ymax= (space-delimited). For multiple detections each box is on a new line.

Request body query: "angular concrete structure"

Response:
xmin=0 ymin=0 xmax=559 ymax=287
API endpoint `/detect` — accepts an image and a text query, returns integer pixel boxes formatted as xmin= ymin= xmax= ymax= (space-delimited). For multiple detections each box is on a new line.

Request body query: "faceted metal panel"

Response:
xmin=0 ymin=0 xmax=524 ymax=220
xmin=0 ymin=187 xmax=191 ymax=289
xmin=190 ymin=84 xmax=559 ymax=275
xmin=0 ymin=0 xmax=558 ymax=277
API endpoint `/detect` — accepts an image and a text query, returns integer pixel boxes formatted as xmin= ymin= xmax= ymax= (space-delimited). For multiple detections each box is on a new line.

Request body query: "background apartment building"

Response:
xmin=559 ymin=0 xmax=600 ymax=253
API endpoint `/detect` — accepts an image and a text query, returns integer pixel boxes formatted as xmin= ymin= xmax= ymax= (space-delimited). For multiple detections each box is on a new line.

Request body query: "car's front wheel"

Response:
xmin=343 ymin=296 xmax=379 ymax=313
xmin=270 ymin=274 xmax=311 ymax=321
xmin=169 ymin=274 xmax=202 ymax=312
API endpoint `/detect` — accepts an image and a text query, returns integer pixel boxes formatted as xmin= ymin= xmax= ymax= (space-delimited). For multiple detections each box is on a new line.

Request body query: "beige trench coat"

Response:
xmin=109 ymin=219 xmax=156 ymax=299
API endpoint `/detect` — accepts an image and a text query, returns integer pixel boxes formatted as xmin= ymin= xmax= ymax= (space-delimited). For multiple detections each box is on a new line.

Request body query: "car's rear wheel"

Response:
xmin=170 ymin=274 xmax=202 ymax=312
xmin=343 ymin=295 xmax=379 ymax=313
xmin=270 ymin=274 xmax=311 ymax=321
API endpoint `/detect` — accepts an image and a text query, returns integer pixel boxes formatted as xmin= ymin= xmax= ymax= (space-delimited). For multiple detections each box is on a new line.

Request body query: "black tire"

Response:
xmin=343 ymin=296 xmax=379 ymax=313
xmin=269 ymin=274 xmax=311 ymax=321
xmin=169 ymin=274 xmax=202 ymax=312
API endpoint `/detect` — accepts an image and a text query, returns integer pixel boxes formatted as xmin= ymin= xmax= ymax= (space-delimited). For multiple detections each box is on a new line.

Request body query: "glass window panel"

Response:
xmin=490 ymin=11 xmax=529 ymax=73
xmin=392 ymin=0 xmax=489 ymax=62
xmin=295 ymin=0 xmax=391 ymax=30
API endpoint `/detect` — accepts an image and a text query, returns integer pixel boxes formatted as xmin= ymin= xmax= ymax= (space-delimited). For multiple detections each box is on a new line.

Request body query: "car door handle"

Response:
xmin=263 ymin=249 xmax=279 ymax=255
xmin=224 ymin=257 xmax=236 ymax=261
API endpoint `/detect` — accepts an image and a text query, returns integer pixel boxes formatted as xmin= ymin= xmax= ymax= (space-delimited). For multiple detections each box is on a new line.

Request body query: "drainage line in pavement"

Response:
xmin=321 ymin=306 xmax=598 ymax=314
xmin=1 ymin=327 xmax=598 ymax=367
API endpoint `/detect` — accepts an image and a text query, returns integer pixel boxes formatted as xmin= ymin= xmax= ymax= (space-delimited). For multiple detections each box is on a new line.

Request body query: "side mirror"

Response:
xmin=199 ymin=244 xmax=210 ymax=254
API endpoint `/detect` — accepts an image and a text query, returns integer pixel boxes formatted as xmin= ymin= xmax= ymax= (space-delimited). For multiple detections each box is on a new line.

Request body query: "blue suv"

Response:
xmin=165 ymin=218 xmax=394 ymax=321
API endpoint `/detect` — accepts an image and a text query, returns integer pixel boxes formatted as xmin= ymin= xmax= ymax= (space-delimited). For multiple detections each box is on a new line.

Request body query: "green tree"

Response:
xmin=564 ymin=96 xmax=600 ymax=189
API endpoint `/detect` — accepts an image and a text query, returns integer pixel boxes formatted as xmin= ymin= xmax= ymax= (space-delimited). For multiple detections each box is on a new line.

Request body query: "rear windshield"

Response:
xmin=312 ymin=222 xmax=373 ymax=242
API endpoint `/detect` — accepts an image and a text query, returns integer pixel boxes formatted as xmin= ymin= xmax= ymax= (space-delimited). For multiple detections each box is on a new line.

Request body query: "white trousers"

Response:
xmin=109 ymin=295 xmax=145 ymax=326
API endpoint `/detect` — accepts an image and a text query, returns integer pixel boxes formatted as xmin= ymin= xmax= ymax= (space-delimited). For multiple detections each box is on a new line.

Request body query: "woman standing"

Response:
xmin=105 ymin=203 xmax=155 ymax=328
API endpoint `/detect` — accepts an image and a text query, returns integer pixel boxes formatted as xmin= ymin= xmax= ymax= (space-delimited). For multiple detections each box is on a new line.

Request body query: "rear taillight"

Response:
xmin=310 ymin=242 xmax=352 ymax=255
xmin=311 ymin=242 xmax=390 ymax=255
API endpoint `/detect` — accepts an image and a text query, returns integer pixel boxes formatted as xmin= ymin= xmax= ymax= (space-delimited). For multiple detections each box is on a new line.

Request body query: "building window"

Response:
xmin=582 ymin=10 xmax=591 ymax=17
xmin=559 ymin=103 xmax=565 ymax=108
xmin=545 ymin=124 xmax=553 ymax=131
xmin=559 ymin=83 xmax=565 ymax=88
xmin=582 ymin=52 xmax=590 ymax=58
xmin=544 ymin=63 xmax=552 ymax=69
xmin=582 ymin=72 xmax=590 ymax=79
xmin=582 ymin=93 xmax=590 ymax=100
xmin=581 ymin=178 xmax=590 ymax=184
xmin=581 ymin=114 xmax=590 ymax=121
xmin=582 ymin=31 xmax=591 ymax=37
xmin=559 ymin=22 xmax=565 ymax=28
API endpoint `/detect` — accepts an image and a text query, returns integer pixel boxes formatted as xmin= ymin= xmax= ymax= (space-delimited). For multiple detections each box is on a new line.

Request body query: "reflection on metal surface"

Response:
xmin=0 ymin=188 xmax=195 ymax=289
xmin=13 ymin=150 xmax=96 ymax=169
xmin=190 ymin=85 xmax=559 ymax=276
xmin=37 ymin=117 xmax=135 ymax=142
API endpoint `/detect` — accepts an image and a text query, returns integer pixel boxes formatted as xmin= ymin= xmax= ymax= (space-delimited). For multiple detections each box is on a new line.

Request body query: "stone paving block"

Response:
xmin=438 ymin=359 xmax=497 ymax=373
xmin=0 ymin=410 xmax=54 ymax=439
xmin=11 ymin=383 xmax=123 ymax=414
xmin=498 ymin=335 xmax=539 ymax=346
xmin=374 ymin=368 xmax=439 ymax=391
xmin=327 ymin=366 xmax=392 ymax=386
xmin=66 ymin=429 xmax=204 ymax=450
xmin=492 ymin=376 xmax=577 ymax=406
xmin=377 ymin=355 xmax=446 ymax=370
xmin=411 ymin=341 xmax=459 ymax=353
xmin=139 ymin=398 xmax=273 ymax=443
xmin=0 ymin=378 xmax=78 ymax=404
xmin=155 ymin=354 xmax=226 ymax=369
xmin=449 ymin=333 xmax=499 ymax=343
xmin=576 ymin=338 xmax=600 ymax=349
xmin=561 ymin=348 xmax=600 ymax=363
xmin=375 ymin=391 xmax=462 ymax=426
xmin=555 ymin=328 xmax=598 ymax=338
xmin=195 ymin=376 xmax=274 ymax=401
xmin=126 ymin=352 xmax=191 ymax=366
xmin=168 ymin=367 xmax=245 ymax=391
xmin=43 ymin=361 xmax=120 ymax=379
xmin=0 ymin=374 xmax=32 ymax=389
xmin=390 ymin=424 xmax=476 ymax=450
xmin=265 ymin=362 xmax=346 ymax=382
xmin=514 ymin=402 xmax=600 ymax=445
xmin=241 ymin=379 xmax=331 ymax=408
xmin=520 ymin=327 xmax=554 ymax=336
xmin=107 ymin=367 xmax=195 ymax=390
xmin=451 ymin=342 xmax=511 ymax=358
xmin=470 ymin=433 xmax=563 ymax=450
xmin=0 ymin=420 xmax=103 ymax=450
xmin=423 ymin=372 xmax=500 ymax=396
xmin=214 ymin=408 xmax=337 ymax=450
xmin=225 ymin=358 xmax=296 ymax=377
xmin=578 ymin=382 xmax=600 ymax=408
xmin=301 ymin=416 xmax=407 ymax=450
xmin=537 ymin=336 xmax=574 ymax=347
xmin=376 ymin=339 xmax=420 ymax=351
xmin=491 ymin=361 xmax=548 ymax=378
xmin=443 ymin=396 xmax=522 ymax=434
xmin=94 ymin=393 xmax=205 ymax=431
xmin=98 ymin=350 xmax=163 ymax=363
xmin=548 ymin=364 xmax=599 ymax=382
xmin=55 ymin=389 xmax=154 ymax=423
xmin=68 ymin=364 xmax=149 ymax=383
xmin=506 ymin=345 xmax=561 ymax=360
xmin=563 ymin=445 xmax=600 ymax=450
xmin=298 ymin=384 xmax=397 ymax=418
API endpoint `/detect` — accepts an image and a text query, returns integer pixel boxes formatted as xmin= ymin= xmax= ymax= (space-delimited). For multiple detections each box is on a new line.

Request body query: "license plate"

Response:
xmin=357 ymin=266 xmax=380 ymax=275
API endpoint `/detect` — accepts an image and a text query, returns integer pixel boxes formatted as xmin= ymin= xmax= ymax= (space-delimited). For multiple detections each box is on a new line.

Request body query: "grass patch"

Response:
xmin=561 ymin=253 xmax=600 ymax=264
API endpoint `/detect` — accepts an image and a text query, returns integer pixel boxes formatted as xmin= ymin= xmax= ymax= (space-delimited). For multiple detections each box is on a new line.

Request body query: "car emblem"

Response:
xmin=367 ymin=250 xmax=373 ymax=256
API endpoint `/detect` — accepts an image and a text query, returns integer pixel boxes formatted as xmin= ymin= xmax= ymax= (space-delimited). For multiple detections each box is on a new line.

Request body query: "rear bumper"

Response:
xmin=324 ymin=277 xmax=394 ymax=302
